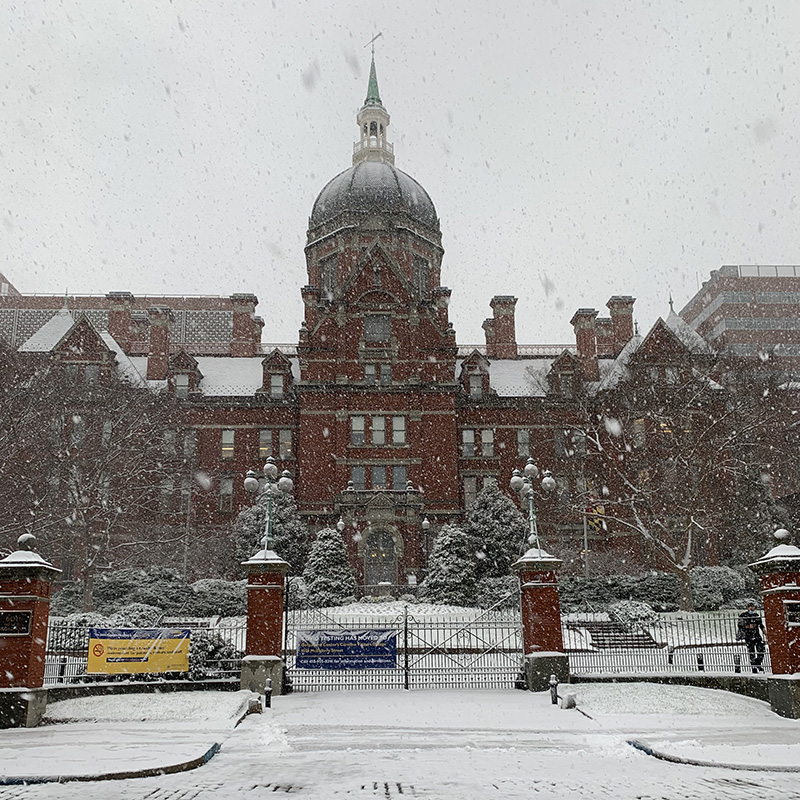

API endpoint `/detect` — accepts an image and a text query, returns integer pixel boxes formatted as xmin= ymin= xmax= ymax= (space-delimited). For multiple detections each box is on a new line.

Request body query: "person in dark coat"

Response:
xmin=737 ymin=601 xmax=766 ymax=673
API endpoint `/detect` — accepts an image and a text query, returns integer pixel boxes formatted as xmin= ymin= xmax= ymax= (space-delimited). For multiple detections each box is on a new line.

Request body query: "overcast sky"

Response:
xmin=2 ymin=1 xmax=799 ymax=346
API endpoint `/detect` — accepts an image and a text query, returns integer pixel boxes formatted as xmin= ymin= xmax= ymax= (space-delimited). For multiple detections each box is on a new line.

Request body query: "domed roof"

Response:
xmin=310 ymin=161 xmax=439 ymax=231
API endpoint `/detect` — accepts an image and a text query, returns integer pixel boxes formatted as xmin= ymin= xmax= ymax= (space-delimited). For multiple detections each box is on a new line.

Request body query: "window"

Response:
xmin=99 ymin=472 xmax=110 ymax=506
xmin=219 ymin=476 xmax=234 ymax=513
xmin=175 ymin=373 xmax=189 ymax=398
xmin=517 ymin=429 xmax=530 ymax=458
xmin=163 ymin=429 xmax=176 ymax=455
xmin=70 ymin=416 xmax=85 ymax=448
xmin=413 ymin=255 xmax=429 ymax=296
xmin=392 ymin=416 xmax=406 ymax=445
xmin=259 ymin=429 xmax=273 ymax=459
xmin=365 ymin=364 xmax=376 ymax=385
xmin=571 ymin=430 xmax=587 ymax=457
xmin=380 ymin=363 xmax=392 ymax=386
xmin=350 ymin=465 xmax=366 ymax=490
xmin=183 ymin=429 xmax=197 ymax=460
xmin=270 ymin=374 xmax=284 ymax=398
xmin=464 ymin=476 xmax=478 ymax=508
xmin=84 ymin=364 xmax=99 ymax=385
xmin=351 ymin=416 xmax=365 ymax=445
xmin=321 ymin=256 xmax=337 ymax=301
xmin=279 ymin=429 xmax=293 ymax=459
xmin=365 ymin=314 xmax=391 ymax=342
xmin=372 ymin=416 xmax=386 ymax=445
xmin=65 ymin=363 xmax=79 ymax=382
xmin=483 ymin=476 xmax=496 ymax=490
xmin=462 ymin=429 xmax=475 ymax=457
xmin=101 ymin=420 xmax=113 ymax=449
xmin=49 ymin=417 xmax=62 ymax=445
xmin=633 ymin=418 xmax=647 ymax=449
xmin=553 ymin=429 xmax=566 ymax=458
xmin=371 ymin=465 xmax=387 ymax=489
xmin=160 ymin=478 xmax=174 ymax=513
xmin=221 ymin=429 xmax=235 ymax=459
xmin=665 ymin=366 xmax=679 ymax=385
xmin=179 ymin=475 xmax=191 ymax=513
xmin=469 ymin=374 xmax=482 ymax=399
xmin=481 ymin=429 xmax=494 ymax=457
xmin=393 ymin=464 xmax=407 ymax=491
xmin=560 ymin=373 xmax=574 ymax=399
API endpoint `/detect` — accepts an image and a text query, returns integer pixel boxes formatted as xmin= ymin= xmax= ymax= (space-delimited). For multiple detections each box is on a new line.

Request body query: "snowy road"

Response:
xmin=2 ymin=687 xmax=799 ymax=799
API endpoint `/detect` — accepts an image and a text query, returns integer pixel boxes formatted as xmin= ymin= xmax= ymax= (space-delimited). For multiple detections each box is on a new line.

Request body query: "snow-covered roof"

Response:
xmin=99 ymin=332 xmax=148 ymax=388
xmin=597 ymin=334 xmax=643 ymax=391
xmin=17 ymin=306 xmax=75 ymax=352
xmin=488 ymin=358 xmax=553 ymax=396
xmin=665 ymin=309 xmax=713 ymax=355
xmin=192 ymin=356 xmax=300 ymax=396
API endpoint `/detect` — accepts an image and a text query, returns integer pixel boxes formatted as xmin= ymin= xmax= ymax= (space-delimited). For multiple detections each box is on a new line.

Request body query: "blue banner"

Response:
xmin=295 ymin=629 xmax=397 ymax=669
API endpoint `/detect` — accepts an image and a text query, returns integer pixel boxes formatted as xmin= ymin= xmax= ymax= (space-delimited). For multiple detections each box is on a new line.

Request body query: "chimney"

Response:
xmin=434 ymin=287 xmax=452 ymax=330
xmin=594 ymin=317 xmax=614 ymax=356
xmin=106 ymin=292 xmax=135 ymax=352
xmin=570 ymin=308 xmax=600 ymax=381
xmin=486 ymin=296 xmax=518 ymax=358
xmin=230 ymin=293 xmax=259 ymax=357
xmin=301 ymin=285 xmax=321 ymax=330
xmin=606 ymin=296 xmax=636 ymax=355
xmin=146 ymin=306 xmax=173 ymax=381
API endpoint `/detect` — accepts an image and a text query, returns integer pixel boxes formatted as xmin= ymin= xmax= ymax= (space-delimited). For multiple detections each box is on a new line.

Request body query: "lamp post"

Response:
xmin=510 ymin=457 xmax=556 ymax=557
xmin=244 ymin=456 xmax=294 ymax=555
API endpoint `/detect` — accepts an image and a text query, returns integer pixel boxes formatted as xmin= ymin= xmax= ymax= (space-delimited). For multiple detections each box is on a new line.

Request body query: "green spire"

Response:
xmin=364 ymin=55 xmax=382 ymax=107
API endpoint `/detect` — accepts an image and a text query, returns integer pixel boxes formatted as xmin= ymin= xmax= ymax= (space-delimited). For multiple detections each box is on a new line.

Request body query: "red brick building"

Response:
xmin=3 ymin=61 xmax=797 ymax=586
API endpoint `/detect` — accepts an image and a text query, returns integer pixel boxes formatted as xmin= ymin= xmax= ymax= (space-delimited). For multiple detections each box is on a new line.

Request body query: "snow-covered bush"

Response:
xmin=51 ymin=583 xmax=83 ymax=615
xmin=419 ymin=524 xmax=476 ymax=607
xmin=188 ymin=631 xmax=243 ymax=681
xmin=689 ymin=566 xmax=746 ymax=611
xmin=608 ymin=600 xmax=658 ymax=631
xmin=475 ymin=576 xmax=519 ymax=609
xmin=558 ymin=573 xmax=680 ymax=612
xmin=463 ymin=482 xmax=527 ymax=580
xmin=93 ymin=566 xmax=191 ymax=614
xmin=186 ymin=579 xmax=247 ymax=617
xmin=302 ymin=527 xmax=357 ymax=608
xmin=110 ymin=603 xmax=164 ymax=628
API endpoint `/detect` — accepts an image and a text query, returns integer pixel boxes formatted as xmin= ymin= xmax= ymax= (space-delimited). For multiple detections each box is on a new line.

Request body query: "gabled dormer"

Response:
xmin=546 ymin=350 xmax=583 ymax=399
xmin=261 ymin=349 xmax=294 ymax=399
xmin=167 ymin=350 xmax=202 ymax=398
xmin=458 ymin=350 xmax=492 ymax=399
xmin=51 ymin=314 xmax=117 ymax=386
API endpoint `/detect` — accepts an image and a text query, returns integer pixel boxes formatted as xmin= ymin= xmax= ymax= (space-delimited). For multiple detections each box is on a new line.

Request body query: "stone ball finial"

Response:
xmin=17 ymin=533 xmax=37 ymax=552
xmin=774 ymin=528 xmax=791 ymax=542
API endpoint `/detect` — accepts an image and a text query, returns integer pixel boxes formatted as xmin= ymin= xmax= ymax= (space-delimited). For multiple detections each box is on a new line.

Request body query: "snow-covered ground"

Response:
xmin=1 ymin=684 xmax=799 ymax=798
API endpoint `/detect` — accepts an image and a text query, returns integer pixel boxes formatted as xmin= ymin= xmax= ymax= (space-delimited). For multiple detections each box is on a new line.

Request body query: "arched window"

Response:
xmin=364 ymin=530 xmax=396 ymax=585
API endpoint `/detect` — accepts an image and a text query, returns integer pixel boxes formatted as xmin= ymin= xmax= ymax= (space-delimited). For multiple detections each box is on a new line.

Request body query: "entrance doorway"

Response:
xmin=364 ymin=529 xmax=397 ymax=586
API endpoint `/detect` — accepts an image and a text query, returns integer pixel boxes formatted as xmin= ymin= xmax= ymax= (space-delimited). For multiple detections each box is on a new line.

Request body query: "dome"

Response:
xmin=310 ymin=161 xmax=439 ymax=231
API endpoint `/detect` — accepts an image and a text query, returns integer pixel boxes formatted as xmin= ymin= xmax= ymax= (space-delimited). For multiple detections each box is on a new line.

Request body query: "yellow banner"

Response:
xmin=87 ymin=628 xmax=191 ymax=675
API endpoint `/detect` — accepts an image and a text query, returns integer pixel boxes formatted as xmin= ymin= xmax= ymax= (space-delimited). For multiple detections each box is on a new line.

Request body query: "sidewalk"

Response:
xmin=0 ymin=690 xmax=254 ymax=783
xmin=0 ymin=684 xmax=798 ymax=798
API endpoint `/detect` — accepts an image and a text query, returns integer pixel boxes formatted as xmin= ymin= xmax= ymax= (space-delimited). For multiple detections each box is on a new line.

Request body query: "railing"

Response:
xmin=44 ymin=620 xmax=247 ymax=685
xmin=564 ymin=611 xmax=771 ymax=675
xmin=456 ymin=344 xmax=576 ymax=357
xmin=353 ymin=138 xmax=394 ymax=155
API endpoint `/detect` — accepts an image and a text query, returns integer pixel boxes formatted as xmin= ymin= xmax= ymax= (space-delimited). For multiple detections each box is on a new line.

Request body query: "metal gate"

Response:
xmin=284 ymin=596 xmax=523 ymax=691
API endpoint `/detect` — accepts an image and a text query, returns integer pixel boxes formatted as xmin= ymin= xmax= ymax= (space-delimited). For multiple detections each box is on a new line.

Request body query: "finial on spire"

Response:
xmin=668 ymin=292 xmax=674 ymax=313
xmin=363 ymin=33 xmax=383 ymax=107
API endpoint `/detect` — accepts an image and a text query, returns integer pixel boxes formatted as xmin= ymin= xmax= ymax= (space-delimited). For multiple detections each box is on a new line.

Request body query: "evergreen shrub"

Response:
xmin=689 ymin=566 xmax=746 ymax=611
xmin=609 ymin=600 xmax=658 ymax=631
xmin=302 ymin=527 xmax=357 ymax=608
xmin=419 ymin=524 xmax=476 ymax=607
xmin=188 ymin=631 xmax=243 ymax=680
xmin=186 ymin=579 xmax=247 ymax=617
xmin=475 ymin=576 xmax=519 ymax=609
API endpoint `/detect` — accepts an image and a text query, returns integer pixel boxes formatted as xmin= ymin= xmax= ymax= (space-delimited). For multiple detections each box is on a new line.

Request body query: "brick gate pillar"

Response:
xmin=750 ymin=531 xmax=800 ymax=718
xmin=511 ymin=547 xmax=569 ymax=692
xmin=0 ymin=535 xmax=61 ymax=728
xmin=240 ymin=548 xmax=290 ymax=697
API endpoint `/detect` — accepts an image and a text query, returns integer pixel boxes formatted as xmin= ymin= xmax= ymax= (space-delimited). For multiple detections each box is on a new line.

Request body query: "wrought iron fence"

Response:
xmin=284 ymin=601 xmax=523 ymax=691
xmin=564 ymin=611 xmax=771 ymax=675
xmin=44 ymin=620 xmax=247 ymax=685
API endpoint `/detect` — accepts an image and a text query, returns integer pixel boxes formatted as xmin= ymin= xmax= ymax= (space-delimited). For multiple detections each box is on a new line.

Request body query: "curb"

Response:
xmin=0 ymin=742 xmax=222 ymax=785
xmin=627 ymin=739 xmax=800 ymax=773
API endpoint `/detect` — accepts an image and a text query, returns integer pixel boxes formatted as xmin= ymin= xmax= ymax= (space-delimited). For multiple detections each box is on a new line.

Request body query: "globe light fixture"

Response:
xmin=509 ymin=460 xmax=556 ymax=557
xmin=243 ymin=456 xmax=293 ymax=556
